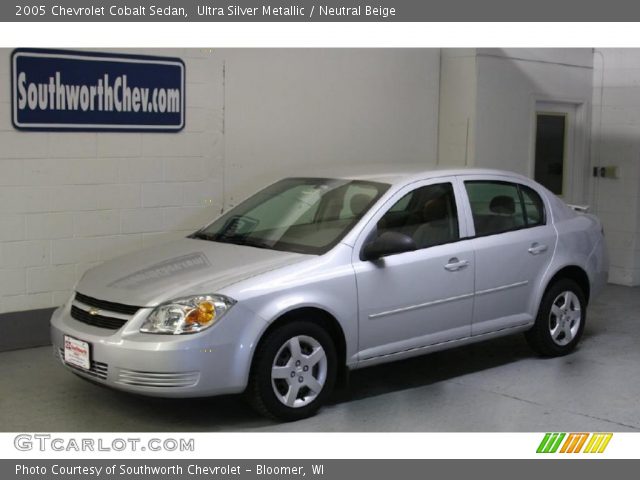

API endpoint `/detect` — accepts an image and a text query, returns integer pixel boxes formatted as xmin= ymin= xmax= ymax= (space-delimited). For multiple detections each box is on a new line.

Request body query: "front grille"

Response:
xmin=70 ymin=292 xmax=142 ymax=330
xmin=70 ymin=305 xmax=128 ymax=330
xmin=116 ymin=369 xmax=200 ymax=388
xmin=56 ymin=348 xmax=108 ymax=380
xmin=75 ymin=292 xmax=140 ymax=315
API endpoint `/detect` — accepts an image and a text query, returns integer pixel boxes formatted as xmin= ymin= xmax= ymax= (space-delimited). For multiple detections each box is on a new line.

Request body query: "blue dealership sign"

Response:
xmin=11 ymin=49 xmax=185 ymax=132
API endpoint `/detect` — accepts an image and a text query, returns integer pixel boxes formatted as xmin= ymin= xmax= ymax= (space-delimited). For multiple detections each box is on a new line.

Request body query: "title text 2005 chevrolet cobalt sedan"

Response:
xmin=51 ymin=168 xmax=608 ymax=420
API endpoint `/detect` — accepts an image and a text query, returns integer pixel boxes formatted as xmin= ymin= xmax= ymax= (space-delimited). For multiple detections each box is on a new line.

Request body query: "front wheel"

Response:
xmin=247 ymin=320 xmax=337 ymax=421
xmin=525 ymin=278 xmax=586 ymax=357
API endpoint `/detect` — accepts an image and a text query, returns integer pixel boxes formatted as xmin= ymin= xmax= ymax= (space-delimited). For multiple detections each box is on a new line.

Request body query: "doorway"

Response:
xmin=533 ymin=102 xmax=575 ymax=199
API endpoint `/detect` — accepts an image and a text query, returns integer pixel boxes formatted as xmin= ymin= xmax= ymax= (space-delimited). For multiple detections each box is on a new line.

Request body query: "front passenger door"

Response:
xmin=353 ymin=179 xmax=475 ymax=361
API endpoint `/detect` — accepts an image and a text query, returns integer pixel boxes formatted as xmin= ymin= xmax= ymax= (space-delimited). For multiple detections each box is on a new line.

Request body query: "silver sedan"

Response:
xmin=51 ymin=167 xmax=608 ymax=420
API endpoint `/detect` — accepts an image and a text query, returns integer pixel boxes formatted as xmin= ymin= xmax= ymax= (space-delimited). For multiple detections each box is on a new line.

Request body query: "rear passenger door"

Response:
xmin=461 ymin=176 xmax=556 ymax=335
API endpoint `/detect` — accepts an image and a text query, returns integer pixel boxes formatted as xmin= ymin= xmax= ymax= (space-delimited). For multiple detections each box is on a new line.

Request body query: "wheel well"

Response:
xmin=547 ymin=266 xmax=591 ymax=304
xmin=252 ymin=307 xmax=348 ymax=383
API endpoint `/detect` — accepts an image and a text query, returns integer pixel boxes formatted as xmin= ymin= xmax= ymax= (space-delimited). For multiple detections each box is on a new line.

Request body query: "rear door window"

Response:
xmin=465 ymin=181 xmax=545 ymax=236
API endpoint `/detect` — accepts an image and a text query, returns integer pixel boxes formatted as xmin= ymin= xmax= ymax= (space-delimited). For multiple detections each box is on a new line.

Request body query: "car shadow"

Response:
xmin=87 ymin=332 xmax=547 ymax=431
xmin=330 ymin=333 xmax=535 ymax=405
xmin=51 ymin=288 xmax=617 ymax=431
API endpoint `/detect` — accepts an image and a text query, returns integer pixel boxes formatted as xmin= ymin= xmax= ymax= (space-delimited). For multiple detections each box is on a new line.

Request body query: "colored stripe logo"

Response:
xmin=537 ymin=433 xmax=612 ymax=453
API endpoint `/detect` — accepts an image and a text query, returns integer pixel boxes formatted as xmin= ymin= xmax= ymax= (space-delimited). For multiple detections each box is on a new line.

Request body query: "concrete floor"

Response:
xmin=1 ymin=284 xmax=638 ymax=432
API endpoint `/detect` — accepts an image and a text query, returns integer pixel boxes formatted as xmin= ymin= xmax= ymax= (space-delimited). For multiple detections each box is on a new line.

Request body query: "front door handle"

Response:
xmin=444 ymin=258 xmax=469 ymax=272
xmin=528 ymin=243 xmax=548 ymax=255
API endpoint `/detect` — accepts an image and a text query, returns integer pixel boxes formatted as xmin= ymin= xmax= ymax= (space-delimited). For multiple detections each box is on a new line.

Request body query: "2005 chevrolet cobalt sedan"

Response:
xmin=51 ymin=167 xmax=608 ymax=420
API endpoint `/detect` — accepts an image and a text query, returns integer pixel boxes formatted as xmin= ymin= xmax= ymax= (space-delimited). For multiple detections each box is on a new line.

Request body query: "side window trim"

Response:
xmin=517 ymin=184 xmax=530 ymax=227
xmin=518 ymin=183 xmax=547 ymax=227
xmin=461 ymin=179 xmax=548 ymax=240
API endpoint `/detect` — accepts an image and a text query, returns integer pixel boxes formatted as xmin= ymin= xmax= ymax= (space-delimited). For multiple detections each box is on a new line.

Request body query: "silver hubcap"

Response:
xmin=549 ymin=291 xmax=581 ymax=346
xmin=271 ymin=335 xmax=327 ymax=408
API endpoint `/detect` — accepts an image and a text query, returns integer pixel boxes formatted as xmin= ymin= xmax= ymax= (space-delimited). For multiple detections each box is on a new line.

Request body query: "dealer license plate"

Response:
xmin=64 ymin=335 xmax=91 ymax=370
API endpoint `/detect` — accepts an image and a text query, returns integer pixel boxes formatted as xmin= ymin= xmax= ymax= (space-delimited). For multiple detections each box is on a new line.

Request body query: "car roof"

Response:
xmin=294 ymin=163 xmax=532 ymax=186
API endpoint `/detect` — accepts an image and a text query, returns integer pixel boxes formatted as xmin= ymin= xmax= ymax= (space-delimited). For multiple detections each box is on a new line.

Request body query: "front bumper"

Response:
xmin=50 ymin=300 xmax=266 ymax=398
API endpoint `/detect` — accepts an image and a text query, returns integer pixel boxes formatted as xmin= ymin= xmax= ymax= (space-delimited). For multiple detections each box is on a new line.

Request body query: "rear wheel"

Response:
xmin=525 ymin=278 xmax=586 ymax=356
xmin=247 ymin=320 xmax=337 ymax=421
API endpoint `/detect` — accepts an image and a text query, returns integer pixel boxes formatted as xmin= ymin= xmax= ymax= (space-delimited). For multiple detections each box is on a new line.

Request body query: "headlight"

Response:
xmin=140 ymin=294 xmax=236 ymax=335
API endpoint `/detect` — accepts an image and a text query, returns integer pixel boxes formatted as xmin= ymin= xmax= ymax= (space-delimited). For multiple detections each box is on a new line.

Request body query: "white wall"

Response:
xmin=8 ymin=46 xmax=633 ymax=310
xmin=437 ymin=49 xmax=477 ymax=167
xmin=0 ymin=48 xmax=225 ymax=314
xmin=592 ymin=49 xmax=640 ymax=286
xmin=223 ymin=49 xmax=440 ymax=204
xmin=0 ymin=48 xmax=441 ymax=314
xmin=473 ymin=48 xmax=594 ymax=205
xmin=438 ymin=49 xmax=594 ymax=207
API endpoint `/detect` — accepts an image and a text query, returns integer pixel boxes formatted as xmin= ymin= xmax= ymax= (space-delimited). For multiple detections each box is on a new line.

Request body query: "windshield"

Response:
xmin=192 ymin=178 xmax=389 ymax=254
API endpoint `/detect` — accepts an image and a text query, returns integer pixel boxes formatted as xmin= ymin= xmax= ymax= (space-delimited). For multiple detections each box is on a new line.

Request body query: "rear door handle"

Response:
xmin=444 ymin=258 xmax=469 ymax=272
xmin=528 ymin=243 xmax=548 ymax=255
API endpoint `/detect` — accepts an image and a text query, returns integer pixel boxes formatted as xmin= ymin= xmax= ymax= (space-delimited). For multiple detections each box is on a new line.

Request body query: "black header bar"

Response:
xmin=5 ymin=0 xmax=640 ymax=22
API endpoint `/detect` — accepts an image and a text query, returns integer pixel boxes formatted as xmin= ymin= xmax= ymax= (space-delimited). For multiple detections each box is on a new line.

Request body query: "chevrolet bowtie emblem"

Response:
xmin=88 ymin=307 xmax=100 ymax=316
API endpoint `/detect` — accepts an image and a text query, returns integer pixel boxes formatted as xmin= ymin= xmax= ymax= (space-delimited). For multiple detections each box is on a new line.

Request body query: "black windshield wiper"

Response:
xmin=240 ymin=238 xmax=273 ymax=250
xmin=212 ymin=235 xmax=271 ymax=250
xmin=222 ymin=236 xmax=273 ymax=250
xmin=189 ymin=231 xmax=217 ymax=241
xmin=190 ymin=232 xmax=274 ymax=250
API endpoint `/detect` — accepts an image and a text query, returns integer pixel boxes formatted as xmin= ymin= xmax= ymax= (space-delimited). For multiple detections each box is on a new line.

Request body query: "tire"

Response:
xmin=525 ymin=278 xmax=587 ymax=357
xmin=246 ymin=319 xmax=337 ymax=421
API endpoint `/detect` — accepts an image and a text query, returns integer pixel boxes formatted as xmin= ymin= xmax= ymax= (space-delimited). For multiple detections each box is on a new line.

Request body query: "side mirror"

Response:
xmin=361 ymin=231 xmax=417 ymax=261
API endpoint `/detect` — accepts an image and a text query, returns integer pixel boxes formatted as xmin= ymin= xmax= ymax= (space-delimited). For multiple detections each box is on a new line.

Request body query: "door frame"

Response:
xmin=528 ymin=98 xmax=590 ymax=205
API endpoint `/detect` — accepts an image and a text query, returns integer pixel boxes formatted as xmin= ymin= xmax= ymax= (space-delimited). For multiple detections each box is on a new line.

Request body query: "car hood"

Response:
xmin=76 ymin=238 xmax=309 ymax=307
